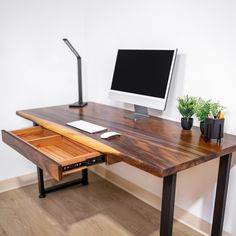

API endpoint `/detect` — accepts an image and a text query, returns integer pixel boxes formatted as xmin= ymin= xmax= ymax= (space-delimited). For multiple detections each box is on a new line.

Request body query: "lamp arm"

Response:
xmin=63 ymin=38 xmax=87 ymax=108
xmin=63 ymin=38 xmax=81 ymax=59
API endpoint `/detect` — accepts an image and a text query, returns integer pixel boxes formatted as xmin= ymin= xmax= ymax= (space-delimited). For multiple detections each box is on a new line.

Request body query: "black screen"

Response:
xmin=111 ymin=50 xmax=175 ymax=99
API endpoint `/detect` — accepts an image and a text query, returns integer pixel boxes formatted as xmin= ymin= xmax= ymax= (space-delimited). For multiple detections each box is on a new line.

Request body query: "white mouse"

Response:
xmin=100 ymin=131 xmax=120 ymax=139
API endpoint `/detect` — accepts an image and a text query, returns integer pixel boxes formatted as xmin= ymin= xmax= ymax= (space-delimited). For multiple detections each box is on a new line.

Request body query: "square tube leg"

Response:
xmin=37 ymin=166 xmax=46 ymax=198
xmin=160 ymin=173 xmax=177 ymax=236
xmin=82 ymin=168 xmax=88 ymax=185
xmin=211 ymin=154 xmax=232 ymax=236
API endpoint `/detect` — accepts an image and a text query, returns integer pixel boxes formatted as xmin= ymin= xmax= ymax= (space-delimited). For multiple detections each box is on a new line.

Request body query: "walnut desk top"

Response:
xmin=16 ymin=102 xmax=236 ymax=178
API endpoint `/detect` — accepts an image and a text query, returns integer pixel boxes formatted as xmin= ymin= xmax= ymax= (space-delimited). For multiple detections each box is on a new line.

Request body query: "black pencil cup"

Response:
xmin=204 ymin=118 xmax=224 ymax=143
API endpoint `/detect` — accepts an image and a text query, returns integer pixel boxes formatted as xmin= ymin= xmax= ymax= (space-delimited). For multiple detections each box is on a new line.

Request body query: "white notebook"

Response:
xmin=67 ymin=120 xmax=107 ymax=134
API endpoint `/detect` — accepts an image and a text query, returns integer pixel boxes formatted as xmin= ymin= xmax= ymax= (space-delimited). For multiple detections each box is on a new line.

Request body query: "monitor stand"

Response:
xmin=125 ymin=105 xmax=149 ymax=121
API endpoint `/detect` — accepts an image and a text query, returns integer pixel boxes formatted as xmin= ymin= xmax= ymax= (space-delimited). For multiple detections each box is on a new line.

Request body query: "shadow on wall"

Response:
xmin=200 ymin=153 xmax=236 ymax=235
xmin=175 ymin=152 xmax=236 ymax=235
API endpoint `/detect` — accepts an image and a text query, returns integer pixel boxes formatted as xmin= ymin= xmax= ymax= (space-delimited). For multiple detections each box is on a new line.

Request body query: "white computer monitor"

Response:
xmin=109 ymin=49 xmax=177 ymax=120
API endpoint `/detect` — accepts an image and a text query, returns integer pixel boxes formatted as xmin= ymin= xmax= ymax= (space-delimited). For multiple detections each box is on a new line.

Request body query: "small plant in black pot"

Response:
xmin=177 ymin=95 xmax=197 ymax=130
xmin=194 ymin=98 xmax=212 ymax=134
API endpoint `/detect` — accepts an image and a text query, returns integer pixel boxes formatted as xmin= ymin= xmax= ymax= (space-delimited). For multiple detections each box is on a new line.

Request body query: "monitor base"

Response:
xmin=69 ymin=101 xmax=88 ymax=108
xmin=125 ymin=105 xmax=149 ymax=121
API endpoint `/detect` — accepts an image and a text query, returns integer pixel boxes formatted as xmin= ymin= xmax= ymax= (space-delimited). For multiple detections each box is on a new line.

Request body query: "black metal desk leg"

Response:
xmin=160 ymin=173 xmax=177 ymax=236
xmin=82 ymin=168 xmax=88 ymax=185
xmin=37 ymin=166 xmax=46 ymax=198
xmin=211 ymin=154 xmax=232 ymax=236
xmin=36 ymin=167 xmax=89 ymax=198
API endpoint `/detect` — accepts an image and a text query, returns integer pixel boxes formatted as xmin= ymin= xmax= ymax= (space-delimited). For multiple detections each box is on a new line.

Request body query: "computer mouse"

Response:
xmin=100 ymin=131 xmax=120 ymax=139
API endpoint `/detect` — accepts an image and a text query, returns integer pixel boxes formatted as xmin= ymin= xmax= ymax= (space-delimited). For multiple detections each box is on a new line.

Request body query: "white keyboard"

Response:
xmin=67 ymin=120 xmax=107 ymax=134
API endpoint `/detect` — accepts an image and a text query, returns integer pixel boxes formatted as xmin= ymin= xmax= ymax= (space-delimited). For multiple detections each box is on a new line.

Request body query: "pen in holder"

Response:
xmin=204 ymin=118 xmax=224 ymax=143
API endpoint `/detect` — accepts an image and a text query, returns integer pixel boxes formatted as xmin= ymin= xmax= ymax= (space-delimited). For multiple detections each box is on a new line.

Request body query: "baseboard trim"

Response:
xmin=0 ymin=172 xmax=38 ymax=193
xmin=90 ymin=165 xmax=231 ymax=236
xmin=0 ymin=172 xmax=50 ymax=194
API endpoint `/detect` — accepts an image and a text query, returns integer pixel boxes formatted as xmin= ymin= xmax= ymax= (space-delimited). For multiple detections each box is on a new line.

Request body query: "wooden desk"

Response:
xmin=2 ymin=102 xmax=236 ymax=236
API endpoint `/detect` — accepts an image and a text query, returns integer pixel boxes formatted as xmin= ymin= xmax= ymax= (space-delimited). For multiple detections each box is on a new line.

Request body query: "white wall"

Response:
xmin=1 ymin=0 xmax=236 ymax=234
xmin=85 ymin=0 xmax=236 ymax=234
xmin=0 ymin=0 xmax=87 ymax=178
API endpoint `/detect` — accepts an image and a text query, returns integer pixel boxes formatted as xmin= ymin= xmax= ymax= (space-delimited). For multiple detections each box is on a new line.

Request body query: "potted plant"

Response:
xmin=194 ymin=98 xmax=212 ymax=134
xmin=194 ymin=98 xmax=225 ymax=134
xmin=177 ymin=95 xmax=197 ymax=130
xmin=210 ymin=101 xmax=225 ymax=118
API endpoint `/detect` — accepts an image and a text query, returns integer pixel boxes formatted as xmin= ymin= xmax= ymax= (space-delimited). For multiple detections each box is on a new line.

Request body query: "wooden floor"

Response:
xmin=0 ymin=171 xmax=202 ymax=236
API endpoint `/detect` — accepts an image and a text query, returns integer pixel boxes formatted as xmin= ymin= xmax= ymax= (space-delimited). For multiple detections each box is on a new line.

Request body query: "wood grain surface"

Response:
xmin=17 ymin=111 xmax=120 ymax=156
xmin=16 ymin=102 xmax=236 ymax=177
xmin=2 ymin=130 xmax=62 ymax=181
xmin=2 ymin=126 xmax=105 ymax=181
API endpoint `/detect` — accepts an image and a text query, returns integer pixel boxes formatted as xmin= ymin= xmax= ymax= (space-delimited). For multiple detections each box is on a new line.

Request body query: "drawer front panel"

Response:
xmin=2 ymin=130 xmax=62 ymax=181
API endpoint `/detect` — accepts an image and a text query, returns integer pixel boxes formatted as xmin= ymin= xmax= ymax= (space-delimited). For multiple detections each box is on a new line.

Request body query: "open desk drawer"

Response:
xmin=2 ymin=126 xmax=105 ymax=181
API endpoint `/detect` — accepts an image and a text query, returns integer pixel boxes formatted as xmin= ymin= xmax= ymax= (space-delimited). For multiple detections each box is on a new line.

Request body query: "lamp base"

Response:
xmin=69 ymin=101 xmax=88 ymax=108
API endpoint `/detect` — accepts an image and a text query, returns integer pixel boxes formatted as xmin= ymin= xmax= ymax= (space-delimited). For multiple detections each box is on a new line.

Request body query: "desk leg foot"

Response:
xmin=39 ymin=194 xmax=46 ymax=198
xmin=160 ymin=173 xmax=177 ymax=236
xmin=82 ymin=169 xmax=88 ymax=185
xmin=211 ymin=154 xmax=232 ymax=236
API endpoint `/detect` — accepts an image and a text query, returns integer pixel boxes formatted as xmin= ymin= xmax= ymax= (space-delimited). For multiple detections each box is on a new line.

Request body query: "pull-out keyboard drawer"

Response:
xmin=2 ymin=126 xmax=104 ymax=181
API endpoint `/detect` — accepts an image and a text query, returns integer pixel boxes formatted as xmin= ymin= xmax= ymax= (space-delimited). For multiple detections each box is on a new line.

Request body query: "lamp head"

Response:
xmin=63 ymin=38 xmax=81 ymax=59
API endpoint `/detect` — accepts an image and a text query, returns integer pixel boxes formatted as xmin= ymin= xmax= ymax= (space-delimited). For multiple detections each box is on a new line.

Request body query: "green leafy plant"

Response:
xmin=194 ymin=98 xmax=225 ymax=122
xmin=177 ymin=95 xmax=197 ymax=118
xmin=210 ymin=101 xmax=225 ymax=116
xmin=194 ymin=98 xmax=212 ymax=122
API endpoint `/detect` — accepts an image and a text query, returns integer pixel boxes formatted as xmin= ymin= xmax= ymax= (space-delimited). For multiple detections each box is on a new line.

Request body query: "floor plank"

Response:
xmin=0 ymin=171 xmax=202 ymax=236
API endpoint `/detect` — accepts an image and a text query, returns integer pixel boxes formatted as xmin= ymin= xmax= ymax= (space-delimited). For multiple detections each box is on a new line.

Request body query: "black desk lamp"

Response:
xmin=63 ymin=38 xmax=87 ymax=108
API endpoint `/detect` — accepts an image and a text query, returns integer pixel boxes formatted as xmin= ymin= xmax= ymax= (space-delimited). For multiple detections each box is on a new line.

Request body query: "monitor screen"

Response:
xmin=109 ymin=49 xmax=177 ymax=111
